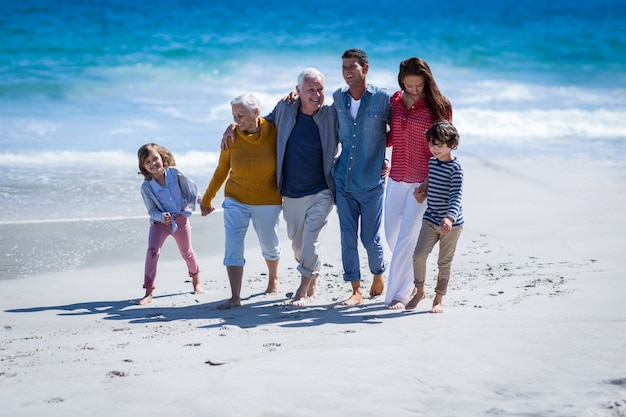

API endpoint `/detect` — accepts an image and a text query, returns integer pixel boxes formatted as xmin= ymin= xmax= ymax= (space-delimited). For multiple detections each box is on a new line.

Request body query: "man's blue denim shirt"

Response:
xmin=332 ymin=84 xmax=391 ymax=192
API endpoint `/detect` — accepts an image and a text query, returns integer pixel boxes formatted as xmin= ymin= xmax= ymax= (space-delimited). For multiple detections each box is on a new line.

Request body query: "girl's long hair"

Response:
xmin=137 ymin=143 xmax=176 ymax=180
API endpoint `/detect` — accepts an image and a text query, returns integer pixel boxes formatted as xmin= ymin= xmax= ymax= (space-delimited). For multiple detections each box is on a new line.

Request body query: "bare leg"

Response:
xmin=192 ymin=274 xmax=204 ymax=295
xmin=431 ymin=293 xmax=444 ymax=313
xmin=405 ymin=286 xmax=425 ymax=310
xmin=264 ymin=258 xmax=279 ymax=295
xmin=307 ymin=278 xmax=319 ymax=297
xmin=218 ymin=266 xmax=243 ymax=310
xmin=342 ymin=281 xmax=364 ymax=306
xmin=291 ymin=275 xmax=315 ymax=306
xmin=369 ymin=274 xmax=385 ymax=297
xmin=137 ymin=288 xmax=154 ymax=305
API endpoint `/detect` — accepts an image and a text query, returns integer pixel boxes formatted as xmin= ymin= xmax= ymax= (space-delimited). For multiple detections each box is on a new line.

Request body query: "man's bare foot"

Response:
xmin=291 ymin=295 xmax=308 ymax=307
xmin=217 ymin=299 xmax=241 ymax=310
xmin=369 ymin=274 xmax=385 ymax=297
xmin=342 ymin=288 xmax=364 ymax=306
xmin=306 ymin=278 xmax=319 ymax=298
xmin=388 ymin=300 xmax=405 ymax=310
xmin=431 ymin=294 xmax=444 ymax=313
xmin=405 ymin=287 xmax=425 ymax=310
xmin=136 ymin=295 xmax=153 ymax=305
xmin=192 ymin=275 xmax=205 ymax=295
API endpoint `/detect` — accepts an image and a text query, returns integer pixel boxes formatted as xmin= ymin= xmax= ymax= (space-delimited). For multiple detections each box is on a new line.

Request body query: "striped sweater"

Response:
xmin=423 ymin=157 xmax=464 ymax=227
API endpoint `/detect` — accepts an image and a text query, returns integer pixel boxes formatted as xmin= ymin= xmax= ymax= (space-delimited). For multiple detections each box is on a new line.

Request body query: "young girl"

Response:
xmin=137 ymin=143 xmax=204 ymax=305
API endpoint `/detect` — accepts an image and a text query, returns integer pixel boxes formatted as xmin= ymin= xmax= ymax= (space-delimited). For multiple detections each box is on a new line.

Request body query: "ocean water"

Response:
xmin=1 ymin=0 xmax=625 ymax=278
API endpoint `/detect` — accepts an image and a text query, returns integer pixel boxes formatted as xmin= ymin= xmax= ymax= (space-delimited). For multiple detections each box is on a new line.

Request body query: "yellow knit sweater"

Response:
xmin=201 ymin=118 xmax=281 ymax=207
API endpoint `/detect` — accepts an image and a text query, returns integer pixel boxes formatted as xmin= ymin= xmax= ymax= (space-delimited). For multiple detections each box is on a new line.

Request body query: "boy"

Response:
xmin=406 ymin=121 xmax=463 ymax=313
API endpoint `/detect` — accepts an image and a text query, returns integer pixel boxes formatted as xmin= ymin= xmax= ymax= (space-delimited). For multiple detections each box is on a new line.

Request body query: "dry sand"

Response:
xmin=2 ymin=155 xmax=625 ymax=417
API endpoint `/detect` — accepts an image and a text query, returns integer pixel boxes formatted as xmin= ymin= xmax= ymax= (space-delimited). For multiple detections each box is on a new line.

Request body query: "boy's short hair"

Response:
xmin=426 ymin=121 xmax=460 ymax=150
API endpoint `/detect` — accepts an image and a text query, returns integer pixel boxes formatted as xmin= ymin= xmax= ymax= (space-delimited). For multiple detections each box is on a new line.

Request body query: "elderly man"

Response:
xmin=264 ymin=68 xmax=338 ymax=305
xmin=222 ymin=68 xmax=338 ymax=306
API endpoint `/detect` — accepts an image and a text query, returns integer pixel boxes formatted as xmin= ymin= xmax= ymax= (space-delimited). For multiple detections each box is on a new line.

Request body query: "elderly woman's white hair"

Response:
xmin=297 ymin=68 xmax=324 ymax=89
xmin=230 ymin=93 xmax=261 ymax=113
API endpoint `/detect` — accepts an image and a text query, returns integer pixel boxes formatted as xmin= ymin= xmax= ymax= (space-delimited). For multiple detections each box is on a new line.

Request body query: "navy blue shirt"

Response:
xmin=281 ymin=111 xmax=328 ymax=198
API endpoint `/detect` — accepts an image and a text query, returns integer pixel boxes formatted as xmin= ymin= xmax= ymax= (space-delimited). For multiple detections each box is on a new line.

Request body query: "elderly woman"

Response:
xmin=201 ymin=93 xmax=282 ymax=310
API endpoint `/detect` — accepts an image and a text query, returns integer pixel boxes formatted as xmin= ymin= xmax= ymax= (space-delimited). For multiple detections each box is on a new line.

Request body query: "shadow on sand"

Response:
xmin=5 ymin=291 xmax=429 ymax=330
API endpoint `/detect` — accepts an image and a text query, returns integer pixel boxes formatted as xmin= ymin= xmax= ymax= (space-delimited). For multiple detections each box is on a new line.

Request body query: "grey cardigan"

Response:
xmin=265 ymin=99 xmax=338 ymax=202
xmin=140 ymin=167 xmax=199 ymax=224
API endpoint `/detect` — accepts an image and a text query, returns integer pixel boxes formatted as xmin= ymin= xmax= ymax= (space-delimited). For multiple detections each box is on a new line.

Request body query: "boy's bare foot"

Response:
xmin=431 ymin=294 xmax=444 ymax=313
xmin=217 ymin=299 xmax=241 ymax=310
xmin=342 ymin=288 xmax=364 ymax=306
xmin=369 ymin=274 xmax=385 ymax=297
xmin=192 ymin=275 xmax=205 ymax=295
xmin=388 ymin=300 xmax=405 ymax=310
xmin=136 ymin=295 xmax=153 ymax=305
xmin=431 ymin=303 xmax=444 ymax=313
xmin=405 ymin=287 xmax=425 ymax=310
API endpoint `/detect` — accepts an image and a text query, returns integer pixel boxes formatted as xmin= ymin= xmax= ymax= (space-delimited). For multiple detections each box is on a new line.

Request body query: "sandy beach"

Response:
xmin=2 ymin=154 xmax=626 ymax=417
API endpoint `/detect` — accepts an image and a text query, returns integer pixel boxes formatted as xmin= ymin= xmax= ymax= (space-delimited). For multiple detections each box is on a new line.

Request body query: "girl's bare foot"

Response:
xmin=388 ymin=300 xmax=405 ymax=310
xmin=136 ymin=288 xmax=154 ymax=305
xmin=192 ymin=275 xmax=205 ymax=295
xmin=405 ymin=287 xmax=425 ymax=310
xmin=136 ymin=295 xmax=153 ymax=305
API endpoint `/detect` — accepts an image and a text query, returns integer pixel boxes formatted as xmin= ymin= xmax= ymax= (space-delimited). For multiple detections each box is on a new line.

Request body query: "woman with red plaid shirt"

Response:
xmin=384 ymin=57 xmax=452 ymax=309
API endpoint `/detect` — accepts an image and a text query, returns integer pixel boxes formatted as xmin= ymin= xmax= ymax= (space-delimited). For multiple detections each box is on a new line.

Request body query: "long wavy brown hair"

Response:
xmin=398 ymin=57 xmax=451 ymax=122
xmin=137 ymin=143 xmax=176 ymax=181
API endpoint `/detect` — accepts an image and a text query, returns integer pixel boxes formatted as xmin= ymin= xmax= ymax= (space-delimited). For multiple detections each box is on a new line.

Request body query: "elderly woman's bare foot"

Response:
xmin=388 ymin=300 xmax=405 ymax=310
xmin=264 ymin=277 xmax=279 ymax=295
xmin=192 ymin=275 xmax=205 ymax=295
xmin=405 ymin=287 xmax=425 ymax=310
xmin=217 ymin=299 xmax=241 ymax=310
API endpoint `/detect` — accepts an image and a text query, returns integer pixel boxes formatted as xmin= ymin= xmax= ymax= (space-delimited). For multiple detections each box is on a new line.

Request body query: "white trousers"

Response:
xmin=384 ymin=178 xmax=427 ymax=305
